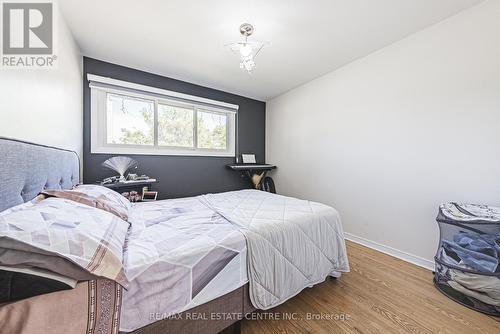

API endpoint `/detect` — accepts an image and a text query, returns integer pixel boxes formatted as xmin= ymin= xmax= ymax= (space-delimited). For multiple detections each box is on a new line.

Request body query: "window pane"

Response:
xmin=158 ymin=104 xmax=194 ymax=147
xmin=197 ymin=110 xmax=227 ymax=150
xmin=106 ymin=93 xmax=154 ymax=145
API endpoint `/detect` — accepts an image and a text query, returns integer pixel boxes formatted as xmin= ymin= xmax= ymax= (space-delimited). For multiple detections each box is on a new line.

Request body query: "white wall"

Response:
xmin=0 ymin=5 xmax=82 ymax=157
xmin=266 ymin=0 xmax=500 ymax=266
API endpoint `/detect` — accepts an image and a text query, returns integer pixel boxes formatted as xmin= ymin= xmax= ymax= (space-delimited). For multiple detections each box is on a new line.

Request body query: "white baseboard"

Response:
xmin=344 ymin=233 xmax=435 ymax=271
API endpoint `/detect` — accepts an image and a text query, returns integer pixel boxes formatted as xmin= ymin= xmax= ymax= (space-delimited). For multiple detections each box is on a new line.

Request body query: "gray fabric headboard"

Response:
xmin=0 ymin=137 xmax=80 ymax=212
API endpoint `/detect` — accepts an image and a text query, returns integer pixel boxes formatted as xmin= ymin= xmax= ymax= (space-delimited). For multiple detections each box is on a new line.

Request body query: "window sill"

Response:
xmin=90 ymin=146 xmax=235 ymax=157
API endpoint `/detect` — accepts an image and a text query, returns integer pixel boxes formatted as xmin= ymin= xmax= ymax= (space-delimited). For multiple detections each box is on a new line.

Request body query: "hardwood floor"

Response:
xmin=241 ymin=241 xmax=500 ymax=334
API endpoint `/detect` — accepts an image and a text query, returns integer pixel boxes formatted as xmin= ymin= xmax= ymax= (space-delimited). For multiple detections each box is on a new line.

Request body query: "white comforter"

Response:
xmin=202 ymin=190 xmax=350 ymax=309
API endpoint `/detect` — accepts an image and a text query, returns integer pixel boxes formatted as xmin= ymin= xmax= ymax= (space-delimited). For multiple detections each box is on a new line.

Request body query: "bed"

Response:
xmin=0 ymin=137 xmax=349 ymax=334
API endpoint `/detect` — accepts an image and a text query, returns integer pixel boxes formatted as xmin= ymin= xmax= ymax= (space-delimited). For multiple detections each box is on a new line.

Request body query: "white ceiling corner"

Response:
xmin=59 ymin=0 xmax=484 ymax=101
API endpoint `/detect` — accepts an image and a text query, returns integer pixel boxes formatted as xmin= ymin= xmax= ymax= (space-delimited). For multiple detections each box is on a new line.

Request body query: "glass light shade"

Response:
xmin=239 ymin=44 xmax=253 ymax=57
xmin=240 ymin=58 xmax=256 ymax=72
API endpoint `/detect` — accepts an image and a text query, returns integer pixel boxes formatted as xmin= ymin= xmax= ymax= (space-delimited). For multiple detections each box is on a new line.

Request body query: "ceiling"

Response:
xmin=59 ymin=0 xmax=483 ymax=101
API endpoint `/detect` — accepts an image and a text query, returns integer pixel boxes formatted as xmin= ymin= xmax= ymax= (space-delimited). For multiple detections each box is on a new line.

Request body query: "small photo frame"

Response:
xmin=142 ymin=191 xmax=158 ymax=202
xmin=241 ymin=154 xmax=256 ymax=164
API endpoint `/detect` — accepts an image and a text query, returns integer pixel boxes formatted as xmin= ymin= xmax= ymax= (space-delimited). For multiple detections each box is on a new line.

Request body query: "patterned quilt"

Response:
xmin=0 ymin=197 xmax=129 ymax=287
xmin=120 ymin=196 xmax=248 ymax=332
xmin=0 ymin=198 xmax=128 ymax=334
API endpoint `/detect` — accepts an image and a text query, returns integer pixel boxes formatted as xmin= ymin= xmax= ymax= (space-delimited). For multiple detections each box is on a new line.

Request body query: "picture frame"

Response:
xmin=241 ymin=153 xmax=256 ymax=164
xmin=141 ymin=191 xmax=158 ymax=202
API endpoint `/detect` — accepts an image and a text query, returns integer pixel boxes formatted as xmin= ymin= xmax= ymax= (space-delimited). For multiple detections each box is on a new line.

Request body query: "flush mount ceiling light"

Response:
xmin=227 ymin=23 xmax=270 ymax=73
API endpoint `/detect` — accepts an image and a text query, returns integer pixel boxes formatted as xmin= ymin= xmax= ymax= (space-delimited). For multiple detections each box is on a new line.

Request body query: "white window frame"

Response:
xmin=89 ymin=75 xmax=237 ymax=157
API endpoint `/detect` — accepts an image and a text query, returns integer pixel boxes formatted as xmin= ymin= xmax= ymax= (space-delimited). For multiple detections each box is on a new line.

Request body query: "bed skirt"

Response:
xmin=0 ymin=279 xmax=122 ymax=334
xmin=0 ymin=282 xmax=254 ymax=334
xmin=130 ymin=284 xmax=255 ymax=334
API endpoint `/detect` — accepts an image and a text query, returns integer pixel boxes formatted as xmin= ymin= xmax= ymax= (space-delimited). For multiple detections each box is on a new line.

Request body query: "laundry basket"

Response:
xmin=434 ymin=203 xmax=500 ymax=316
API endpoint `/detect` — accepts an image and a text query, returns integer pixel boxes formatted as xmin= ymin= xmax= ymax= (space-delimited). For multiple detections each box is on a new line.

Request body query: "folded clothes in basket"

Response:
xmin=442 ymin=231 xmax=500 ymax=273
xmin=439 ymin=203 xmax=500 ymax=224
xmin=456 ymin=233 xmax=500 ymax=257
xmin=448 ymin=269 xmax=500 ymax=306
xmin=436 ymin=203 xmax=500 ymax=314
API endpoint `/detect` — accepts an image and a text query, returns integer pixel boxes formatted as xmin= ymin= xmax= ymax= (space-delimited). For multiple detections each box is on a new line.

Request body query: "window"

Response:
xmin=157 ymin=103 xmax=194 ymax=147
xmin=90 ymin=75 xmax=237 ymax=157
xmin=106 ymin=93 xmax=154 ymax=146
xmin=197 ymin=110 xmax=228 ymax=150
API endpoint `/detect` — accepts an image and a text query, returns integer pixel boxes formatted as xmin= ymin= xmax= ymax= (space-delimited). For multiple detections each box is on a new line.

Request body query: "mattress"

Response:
xmin=120 ymin=197 xmax=248 ymax=332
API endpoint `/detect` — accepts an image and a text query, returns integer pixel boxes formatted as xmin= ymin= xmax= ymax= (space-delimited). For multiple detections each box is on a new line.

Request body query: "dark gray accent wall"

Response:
xmin=83 ymin=57 xmax=266 ymax=199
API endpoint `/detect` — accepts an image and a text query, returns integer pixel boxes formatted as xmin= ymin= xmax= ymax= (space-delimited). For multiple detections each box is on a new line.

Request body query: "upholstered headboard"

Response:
xmin=0 ymin=137 xmax=80 ymax=212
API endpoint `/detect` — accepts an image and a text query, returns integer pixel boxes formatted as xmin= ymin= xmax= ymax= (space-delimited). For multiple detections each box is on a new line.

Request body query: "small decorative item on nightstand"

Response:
xmin=129 ymin=191 xmax=141 ymax=203
xmin=142 ymin=191 xmax=158 ymax=202
xmin=241 ymin=153 xmax=256 ymax=164
xmin=102 ymin=156 xmax=138 ymax=182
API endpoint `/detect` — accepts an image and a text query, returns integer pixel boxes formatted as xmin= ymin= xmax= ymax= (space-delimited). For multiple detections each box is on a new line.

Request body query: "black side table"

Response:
xmin=227 ymin=164 xmax=276 ymax=192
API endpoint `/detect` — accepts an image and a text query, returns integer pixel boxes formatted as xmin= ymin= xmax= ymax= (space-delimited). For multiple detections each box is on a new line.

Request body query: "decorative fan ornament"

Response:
xmin=226 ymin=23 xmax=270 ymax=73
xmin=102 ymin=156 xmax=138 ymax=182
